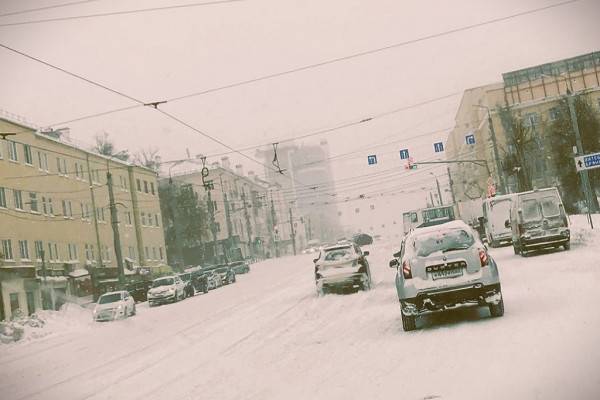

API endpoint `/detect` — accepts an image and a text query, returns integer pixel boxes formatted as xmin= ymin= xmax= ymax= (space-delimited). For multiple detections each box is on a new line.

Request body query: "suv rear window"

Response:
xmin=413 ymin=229 xmax=475 ymax=257
xmin=540 ymin=196 xmax=560 ymax=217
xmin=323 ymin=247 xmax=354 ymax=261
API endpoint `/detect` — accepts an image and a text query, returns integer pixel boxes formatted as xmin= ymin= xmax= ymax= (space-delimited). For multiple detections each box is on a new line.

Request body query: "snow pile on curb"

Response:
xmin=0 ymin=303 xmax=93 ymax=345
xmin=569 ymin=215 xmax=600 ymax=247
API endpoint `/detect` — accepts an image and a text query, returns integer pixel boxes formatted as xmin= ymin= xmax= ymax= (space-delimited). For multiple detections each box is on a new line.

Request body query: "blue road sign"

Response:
xmin=575 ymin=152 xmax=600 ymax=171
xmin=367 ymin=155 xmax=377 ymax=165
xmin=399 ymin=149 xmax=409 ymax=160
xmin=434 ymin=142 xmax=444 ymax=153
xmin=466 ymin=134 xmax=475 ymax=145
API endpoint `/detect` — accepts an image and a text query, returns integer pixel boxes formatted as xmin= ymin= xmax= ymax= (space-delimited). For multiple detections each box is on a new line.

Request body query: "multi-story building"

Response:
xmin=257 ymin=140 xmax=341 ymax=244
xmin=447 ymin=51 xmax=600 ymax=206
xmin=162 ymin=157 xmax=303 ymax=264
xmin=0 ymin=117 xmax=167 ymax=321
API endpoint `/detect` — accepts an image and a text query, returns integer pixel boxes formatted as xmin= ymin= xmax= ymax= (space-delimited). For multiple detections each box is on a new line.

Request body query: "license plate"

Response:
xmin=431 ymin=268 xmax=463 ymax=280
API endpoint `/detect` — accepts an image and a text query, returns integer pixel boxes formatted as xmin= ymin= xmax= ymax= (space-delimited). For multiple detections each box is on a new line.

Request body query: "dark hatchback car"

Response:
xmin=214 ymin=264 xmax=236 ymax=285
xmin=125 ymin=281 xmax=152 ymax=303
xmin=183 ymin=266 xmax=209 ymax=294
xmin=229 ymin=261 xmax=250 ymax=274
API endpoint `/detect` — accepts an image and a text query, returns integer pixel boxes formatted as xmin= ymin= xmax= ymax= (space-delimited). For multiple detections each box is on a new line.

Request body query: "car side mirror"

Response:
xmin=389 ymin=259 xmax=399 ymax=268
xmin=392 ymin=251 xmax=401 ymax=258
xmin=363 ymin=251 xmax=370 ymax=256
xmin=504 ymin=219 xmax=511 ymax=229
xmin=313 ymin=258 xmax=319 ymax=264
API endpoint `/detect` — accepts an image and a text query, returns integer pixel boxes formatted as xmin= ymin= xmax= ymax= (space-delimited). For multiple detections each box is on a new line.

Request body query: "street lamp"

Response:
xmin=429 ymin=172 xmax=443 ymax=206
xmin=472 ymin=104 xmax=506 ymax=195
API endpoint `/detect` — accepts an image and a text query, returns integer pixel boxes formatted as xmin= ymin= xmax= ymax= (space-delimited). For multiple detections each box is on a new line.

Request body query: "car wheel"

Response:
xmin=563 ymin=241 xmax=570 ymax=251
xmin=203 ymin=283 xmax=209 ymax=294
xmin=360 ymin=274 xmax=371 ymax=291
xmin=489 ymin=297 xmax=504 ymax=317
xmin=401 ymin=311 xmax=417 ymax=332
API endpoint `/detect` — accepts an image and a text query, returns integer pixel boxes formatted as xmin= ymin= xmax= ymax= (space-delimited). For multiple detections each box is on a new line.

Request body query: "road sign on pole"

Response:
xmin=466 ymin=134 xmax=475 ymax=145
xmin=575 ymin=152 xmax=600 ymax=172
xmin=399 ymin=149 xmax=409 ymax=160
xmin=367 ymin=155 xmax=377 ymax=165
xmin=434 ymin=142 xmax=444 ymax=153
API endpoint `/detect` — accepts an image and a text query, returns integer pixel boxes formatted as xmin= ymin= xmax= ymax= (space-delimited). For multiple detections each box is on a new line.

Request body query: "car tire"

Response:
xmin=401 ymin=311 xmax=416 ymax=332
xmin=489 ymin=297 xmax=504 ymax=317
xmin=563 ymin=242 xmax=570 ymax=251
xmin=131 ymin=304 xmax=136 ymax=316
xmin=361 ymin=274 xmax=371 ymax=291
xmin=203 ymin=283 xmax=209 ymax=294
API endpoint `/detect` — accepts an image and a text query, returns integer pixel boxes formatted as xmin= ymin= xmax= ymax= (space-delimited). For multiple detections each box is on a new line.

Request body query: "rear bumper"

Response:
xmin=317 ymin=272 xmax=365 ymax=288
xmin=148 ymin=294 xmax=176 ymax=304
xmin=521 ymin=234 xmax=569 ymax=250
xmin=400 ymin=283 xmax=502 ymax=316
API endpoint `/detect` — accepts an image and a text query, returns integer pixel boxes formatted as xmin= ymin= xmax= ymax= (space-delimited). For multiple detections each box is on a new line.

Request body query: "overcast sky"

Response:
xmin=1 ymin=0 xmax=599 ymax=234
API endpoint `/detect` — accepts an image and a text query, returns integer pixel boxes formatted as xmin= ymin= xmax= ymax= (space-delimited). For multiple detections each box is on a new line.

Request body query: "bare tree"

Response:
xmin=93 ymin=132 xmax=129 ymax=161
xmin=134 ymin=148 xmax=161 ymax=172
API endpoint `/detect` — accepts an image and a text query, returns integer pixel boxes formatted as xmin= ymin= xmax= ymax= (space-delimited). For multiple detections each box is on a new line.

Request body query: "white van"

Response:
xmin=482 ymin=194 xmax=515 ymax=247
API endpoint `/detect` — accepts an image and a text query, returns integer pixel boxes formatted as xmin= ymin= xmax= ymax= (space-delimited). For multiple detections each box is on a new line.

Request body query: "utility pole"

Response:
xmin=288 ymin=207 xmax=296 ymax=255
xmin=106 ymin=169 xmax=125 ymax=288
xmin=40 ymin=248 xmax=50 ymax=309
xmin=434 ymin=175 xmax=443 ymax=206
xmin=167 ymin=180 xmax=184 ymax=267
xmin=241 ymin=188 xmax=253 ymax=259
xmin=270 ymin=194 xmax=279 ymax=257
xmin=567 ymin=91 xmax=596 ymax=227
xmin=220 ymin=175 xmax=233 ymax=260
xmin=85 ymin=154 xmax=103 ymax=269
xmin=429 ymin=192 xmax=435 ymax=208
xmin=207 ymin=188 xmax=218 ymax=262
xmin=447 ymin=167 xmax=457 ymax=204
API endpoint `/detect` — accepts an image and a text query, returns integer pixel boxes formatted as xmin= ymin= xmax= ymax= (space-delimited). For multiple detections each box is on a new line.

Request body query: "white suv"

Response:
xmin=390 ymin=220 xmax=503 ymax=331
xmin=148 ymin=275 xmax=186 ymax=306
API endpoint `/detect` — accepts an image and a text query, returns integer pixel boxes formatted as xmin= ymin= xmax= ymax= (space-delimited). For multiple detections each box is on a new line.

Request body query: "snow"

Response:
xmin=1 ymin=216 xmax=599 ymax=399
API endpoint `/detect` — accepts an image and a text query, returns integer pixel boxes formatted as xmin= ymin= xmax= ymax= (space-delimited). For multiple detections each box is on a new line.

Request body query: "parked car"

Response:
xmin=229 ymin=260 xmax=250 ymax=274
xmin=125 ymin=280 xmax=152 ymax=303
xmin=178 ymin=273 xmax=195 ymax=298
xmin=314 ymin=241 xmax=371 ymax=295
xmin=481 ymin=194 xmax=515 ymax=247
xmin=185 ymin=266 xmax=209 ymax=294
xmin=93 ymin=290 xmax=136 ymax=322
xmin=147 ymin=275 xmax=186 ymax=306
xmin=507 ymin=187 xmax=570 ymax=256
xmin=205 ymin=270 xmax=222 ymax=290
xmin=215 ymin=265 xmax=236 ymax=285
xmin=390 ymin=220 xmax=503 ymax=332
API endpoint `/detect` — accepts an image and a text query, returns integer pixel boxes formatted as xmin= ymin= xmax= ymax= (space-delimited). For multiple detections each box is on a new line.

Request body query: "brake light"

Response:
xmin=479 ymin=249 xmax=489 ymax=267
xmin=402 ymin=260 xmax=412 ymax=279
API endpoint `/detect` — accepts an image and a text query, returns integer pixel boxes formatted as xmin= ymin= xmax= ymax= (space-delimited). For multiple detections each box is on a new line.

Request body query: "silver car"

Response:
xmin=93 ymin=290 xmax=136 ymax=322
xmin=390 ymin=220 xmax=503 ymax=331
xmin=314 ymin=241 xmax=371 ymax=295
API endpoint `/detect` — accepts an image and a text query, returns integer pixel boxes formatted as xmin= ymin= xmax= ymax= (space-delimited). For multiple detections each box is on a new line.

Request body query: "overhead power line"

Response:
xmin=0 ymin=0 xmax=247 ymax=27
xmin=164 ymin=0 xmax=581 ymax=103
xmin=0 ymin=0 xmax=103 ymax=18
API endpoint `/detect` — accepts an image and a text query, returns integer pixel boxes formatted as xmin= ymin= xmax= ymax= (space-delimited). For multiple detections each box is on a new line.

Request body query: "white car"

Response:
xmin=147 ymin=275 xmax=186 ymax=306
xmin=93 ymin=291 xmax=136 ymax=322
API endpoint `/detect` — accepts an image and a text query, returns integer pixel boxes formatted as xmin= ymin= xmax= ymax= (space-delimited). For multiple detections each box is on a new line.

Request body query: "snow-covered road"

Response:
xmin=1 ymin=232 xmax=600 ymax=400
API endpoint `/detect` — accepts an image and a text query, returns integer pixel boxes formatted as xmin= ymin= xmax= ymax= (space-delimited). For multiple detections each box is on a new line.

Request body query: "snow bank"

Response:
xmin=0 ymin=303 xmax=93 ymax=345
xmin=569 ymin=214 xmax=600 ymax=247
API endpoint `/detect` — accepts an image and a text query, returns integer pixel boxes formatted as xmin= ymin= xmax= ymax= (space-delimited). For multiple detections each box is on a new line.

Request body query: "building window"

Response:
xmin=23 ymin=144 xmax=33 ymax=165
xmin=128 ymin=246 xmax=135 ymax=259
xmin=42 ymin=197 xmax=48 ymax=214
xmin=26 ymin=291 xmax=35 ymax=316
xmin=56 ymin=157 xmax=63 ymax=174
xmin=85 ymin=203 xmax=90 ymax=219
xmin=47 ymin=243 xmax=54 ymax=261
xmin=18 ymin=240 xmax=30 ymax=260
xmin=13 ymin=190 xmax=23 ymax=210
xmin=8 ymin=141 xmax=18 ymax=161
xmin=136 ymin=179 xmax=141 ymax=192
xmin=0 ymin=187 xmax=6 ymax=208
xmin=62 ymin=200 xmax=68 ymax=218
xmin=38 ymin=152 xmax=49 ymax=171
xmin=143 ymin=180 xmax=149 ymax=193
xmin=48 ymin=198 xmax=54 ymax=215
xmin=549 ymin=107 xmax=560 ymax=121
xmin=155 ymin=214 xmax=160 ymax=227
xmin=79 ymin=164 xmax=84 ymax=178
xmin=150 ymin=182 xmax=155 ymax=195
xmin=2 ymin=239 xmax=14 ymax=260
xmin=523 ymin=112 xmax=540 ymax=127
xmin=126 ymin=211 xmax=132 ymax=225
xmin=159 ymin=247 xmax=164 ymax=260
xmin=68 ymin=243 xmax=78 ymax=260
xmin=34 ymin=240 xmax=43 ymax=260
xmin=29 ymin=192 xmax=38 ymax=212
xmin=144 ymin=246 xmax=149 ymax=259
xmin=152 ymin=247 xmax=157 ymax=260
xmin=141 ymin=212 xmax=146 ymax=226
xmin=9 ymin=293 xmax=19 ymax=314
xmin=102 ymin=245 xmax=110 ymax=262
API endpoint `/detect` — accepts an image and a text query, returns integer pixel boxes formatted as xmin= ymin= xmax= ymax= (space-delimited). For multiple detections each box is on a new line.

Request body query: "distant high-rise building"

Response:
xmin=258 ymin=140 xmax=341 ymax=244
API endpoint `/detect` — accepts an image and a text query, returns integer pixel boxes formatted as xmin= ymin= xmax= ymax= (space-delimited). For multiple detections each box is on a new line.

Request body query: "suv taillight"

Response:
xmin=479 ymin=249 xmax=489 ymax=267
xmin=402 ymin=260 xmax=412 ymax=279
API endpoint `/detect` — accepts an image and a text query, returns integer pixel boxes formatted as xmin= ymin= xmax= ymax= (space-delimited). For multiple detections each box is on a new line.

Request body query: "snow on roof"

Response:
xmin=101 ymin=290 xmax=125 ymax=296
xmin=409 ymin=220 xmax=471 ymax=237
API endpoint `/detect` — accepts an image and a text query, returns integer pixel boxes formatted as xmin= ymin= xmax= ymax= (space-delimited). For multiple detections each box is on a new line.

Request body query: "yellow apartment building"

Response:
xmin=0 ymin=116 xmax=167 ymax=321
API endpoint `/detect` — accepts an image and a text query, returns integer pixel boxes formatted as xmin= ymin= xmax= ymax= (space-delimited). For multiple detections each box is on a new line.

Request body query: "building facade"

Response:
xmin=0 ymin=117 xmax=167 ymax=321
xmin=447 ymin=51 xmax=600 ymax=207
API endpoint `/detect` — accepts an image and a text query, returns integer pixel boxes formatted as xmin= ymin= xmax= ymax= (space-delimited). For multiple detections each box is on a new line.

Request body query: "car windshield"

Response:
xmin=522 ymin=199 xmax=542 ymax=221
xmin=152 ymin=278 xmax=174 ymax=288
xmin=413 ymin=229 xmax=475 ymax=257
xmin=540 ymin=196 xmax=560 ymax=217
xmin=179 ymin=274 xmax=190 ymax=281
xmin=323 ymin=247 xmax=354 ymax=261
xmin=98 ymin=293 xmax=122 ymax=304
